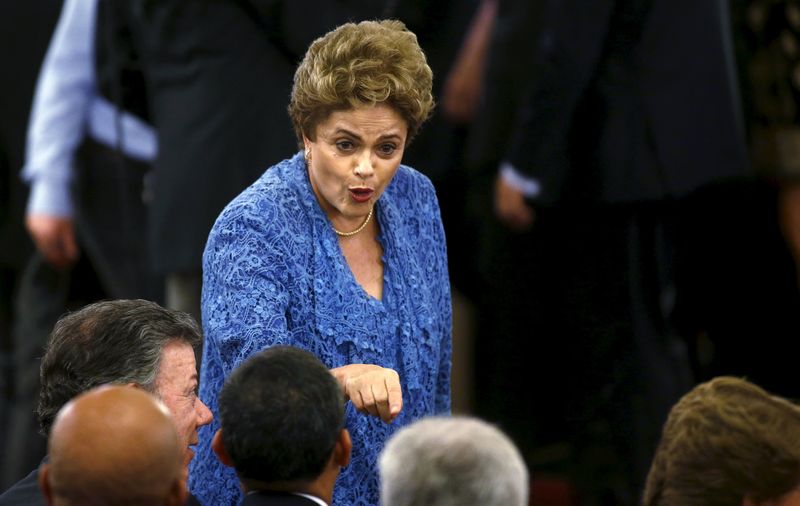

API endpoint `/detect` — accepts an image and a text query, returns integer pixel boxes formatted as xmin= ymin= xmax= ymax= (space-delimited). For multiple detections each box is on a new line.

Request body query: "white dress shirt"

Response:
xmin=499 ymin=161 xmax=541 ymax=199
xmin=22 ymin=0 xmax=156 ymax=218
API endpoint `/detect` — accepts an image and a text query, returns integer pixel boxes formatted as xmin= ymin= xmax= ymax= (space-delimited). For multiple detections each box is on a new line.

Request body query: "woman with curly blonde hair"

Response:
xmin=190 ymin=20 xmax=449 ymax=506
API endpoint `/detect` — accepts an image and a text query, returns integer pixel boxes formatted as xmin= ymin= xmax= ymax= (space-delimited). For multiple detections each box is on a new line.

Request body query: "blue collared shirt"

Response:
xmin=22 ymin=0 xmax=157 ymax=218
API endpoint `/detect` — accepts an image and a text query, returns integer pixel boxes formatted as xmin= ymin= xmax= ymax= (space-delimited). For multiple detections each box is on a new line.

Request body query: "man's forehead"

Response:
xmin=156 ymin=342 xmax=198 ymax=387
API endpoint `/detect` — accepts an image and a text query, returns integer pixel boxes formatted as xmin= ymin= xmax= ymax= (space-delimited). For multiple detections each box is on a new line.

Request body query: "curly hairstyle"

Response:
xmin=288 ymin=19 xmax=434 ymax=146
xmin=643 ymin=376 xmax=800 ymax=506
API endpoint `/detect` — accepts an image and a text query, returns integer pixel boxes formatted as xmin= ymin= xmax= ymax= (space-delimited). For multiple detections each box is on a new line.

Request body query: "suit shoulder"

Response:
xmin=0 ymin=468 xmax=44 ymax=506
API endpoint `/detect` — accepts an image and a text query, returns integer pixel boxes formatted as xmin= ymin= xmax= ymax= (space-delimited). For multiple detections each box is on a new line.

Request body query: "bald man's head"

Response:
xmin=39 ymin=385 xmax=186 ymax=506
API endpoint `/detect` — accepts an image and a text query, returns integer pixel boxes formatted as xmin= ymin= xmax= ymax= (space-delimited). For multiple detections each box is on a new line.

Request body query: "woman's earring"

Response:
xmin=304 ymin=148 xmax=312 ymax=165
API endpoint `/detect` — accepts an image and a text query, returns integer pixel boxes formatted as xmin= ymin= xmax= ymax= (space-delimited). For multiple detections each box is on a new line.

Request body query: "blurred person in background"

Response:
xmin=3 ymin=0 xmax=158 ymax=486
xmin=0 ymin=0 xmax=61 ymax=487
xmin=470 ymin=0 xmax=751 ymax=503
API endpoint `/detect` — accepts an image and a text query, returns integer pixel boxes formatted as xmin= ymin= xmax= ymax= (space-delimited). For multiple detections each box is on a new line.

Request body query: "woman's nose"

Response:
xmin=354 ymin=153 xmax=375 ymax=178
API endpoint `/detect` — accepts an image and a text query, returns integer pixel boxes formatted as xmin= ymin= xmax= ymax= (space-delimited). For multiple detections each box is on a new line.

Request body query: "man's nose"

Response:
xmin=196 ymin=399 xmax=213 ymax=426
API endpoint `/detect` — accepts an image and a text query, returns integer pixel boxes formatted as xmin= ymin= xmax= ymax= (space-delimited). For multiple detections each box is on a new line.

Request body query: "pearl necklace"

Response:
xmin=333 ymin=207 xmax=373 ymax=237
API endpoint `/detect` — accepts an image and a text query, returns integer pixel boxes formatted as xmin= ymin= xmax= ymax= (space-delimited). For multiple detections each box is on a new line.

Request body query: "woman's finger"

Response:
xmin=372 ymin=383 xmax=393 ymax=423
xmin=358 ymin=386 xmax=379 ymax=418
xmin=385 ymin=374 xmax=403 ymax=419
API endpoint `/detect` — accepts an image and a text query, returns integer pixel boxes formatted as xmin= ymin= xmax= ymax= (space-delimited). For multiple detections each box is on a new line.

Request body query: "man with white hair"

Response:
xmin=378 ymin=416 xmax=528 ymax=506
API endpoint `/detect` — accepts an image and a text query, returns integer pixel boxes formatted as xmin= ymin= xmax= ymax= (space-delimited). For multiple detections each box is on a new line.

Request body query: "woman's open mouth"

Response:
xmin=349 ymin=188 xmax=374 ymax=203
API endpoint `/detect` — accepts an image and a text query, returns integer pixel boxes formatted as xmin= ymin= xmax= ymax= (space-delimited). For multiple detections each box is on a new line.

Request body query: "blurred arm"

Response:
xmin=22 ymin=0 xmax=97 ymax=267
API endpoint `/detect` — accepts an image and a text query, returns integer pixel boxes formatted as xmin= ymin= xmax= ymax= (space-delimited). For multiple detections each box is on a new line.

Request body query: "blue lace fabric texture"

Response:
xmin=189 ymin=152 xmax=452 ymax=505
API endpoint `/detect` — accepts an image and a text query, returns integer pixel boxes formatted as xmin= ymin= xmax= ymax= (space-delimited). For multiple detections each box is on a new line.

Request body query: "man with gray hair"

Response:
xmin=0 ymin=299 xmax=212 ymax=505
xmin=378 ymin=416 xmax=528 ymax=506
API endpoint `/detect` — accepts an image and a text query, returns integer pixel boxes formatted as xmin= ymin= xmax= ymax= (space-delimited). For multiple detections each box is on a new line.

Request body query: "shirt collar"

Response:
xmin=292 ymin=492 xmax=328 ymax=506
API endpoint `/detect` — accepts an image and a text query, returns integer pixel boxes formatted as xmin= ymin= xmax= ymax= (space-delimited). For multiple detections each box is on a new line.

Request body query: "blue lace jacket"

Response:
xmin=190 ymin=153 xmax=452 ymax=505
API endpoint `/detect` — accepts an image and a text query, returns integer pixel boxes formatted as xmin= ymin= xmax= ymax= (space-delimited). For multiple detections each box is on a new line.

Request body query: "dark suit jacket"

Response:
xmin=497 ymin=0 xmax=750 ymax=206
xmin=242 ymin=491 xmax=323 ymax=506
xmin=129 ymin=0 xmax=399 ymax=273
xmin=0 ymin=462 xmax=202 ymax=506
xmin=0 ymin=468 xmax=40 ymax=506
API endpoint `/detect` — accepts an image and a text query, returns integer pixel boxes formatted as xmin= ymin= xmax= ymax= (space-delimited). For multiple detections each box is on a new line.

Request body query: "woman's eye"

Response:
xmin=378 ymin=143 xmax=397 ymax=156
xmin=336 ymin=140 xmax=355 ymax=151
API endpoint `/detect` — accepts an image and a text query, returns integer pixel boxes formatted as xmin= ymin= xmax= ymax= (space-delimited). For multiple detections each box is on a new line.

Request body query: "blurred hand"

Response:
xmin=441 ymin=66 xmax=482 ymax=124
xmin=494 ymin=175 xmax=535 ymax=232
xmin=441 ymin=0 xmax=498 ymax=124
xmin=331 ymin=364 xmax=403 ymax=423
xmin=25 ymin=214 xmax=79 ymax=269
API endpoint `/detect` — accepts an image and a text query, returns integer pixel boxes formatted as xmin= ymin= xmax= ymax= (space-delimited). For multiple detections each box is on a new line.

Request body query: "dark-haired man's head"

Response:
xmin=212 ymin=346 xmax=350 ymax=504
xmin=37 ymin=299 xmax=213 ymax=469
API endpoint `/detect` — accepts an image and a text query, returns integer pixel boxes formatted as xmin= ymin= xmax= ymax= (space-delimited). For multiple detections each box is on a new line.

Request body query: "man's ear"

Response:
xmin=211 ymin=429 xmax=234 ymax=468
xmin=333 ymin=428 xmax=352 ymax=469
xmin=166 ymin=476 xmax=189 ymax=506
xmin=38 ymin=464 xmax=54 ymax=506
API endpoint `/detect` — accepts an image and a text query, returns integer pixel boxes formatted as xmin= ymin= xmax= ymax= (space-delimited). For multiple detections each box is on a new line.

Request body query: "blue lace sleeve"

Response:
xmin=202 ymin=197 xmax=294 ymax=374
xmin=193 ymin=185 xmax=305 ymax=506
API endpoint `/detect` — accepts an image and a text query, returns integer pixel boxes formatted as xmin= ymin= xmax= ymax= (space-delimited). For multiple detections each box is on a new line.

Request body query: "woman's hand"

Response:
xmin=331 ymin=364 xmax=403 ymax=423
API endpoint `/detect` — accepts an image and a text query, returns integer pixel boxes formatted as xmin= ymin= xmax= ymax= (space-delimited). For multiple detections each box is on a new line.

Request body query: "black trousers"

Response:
xmin=473 ymin=201 xmax=692 ymax=506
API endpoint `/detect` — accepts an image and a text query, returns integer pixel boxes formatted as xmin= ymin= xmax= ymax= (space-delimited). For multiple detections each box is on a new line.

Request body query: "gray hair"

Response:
xmin=379 ymin=416 xmax=529 ymax=506
xmin=36 ymin=299 xmax=202 ymax=434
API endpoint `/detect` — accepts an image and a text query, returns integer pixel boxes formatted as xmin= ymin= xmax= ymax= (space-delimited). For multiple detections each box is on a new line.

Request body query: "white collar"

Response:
xmin=292 ymin=492 xmax=327 ymax=506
